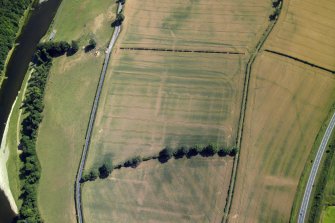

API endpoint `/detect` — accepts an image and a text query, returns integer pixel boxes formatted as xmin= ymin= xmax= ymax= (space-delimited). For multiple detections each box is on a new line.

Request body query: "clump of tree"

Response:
xmin=98 ymin=161 xmax=113 ymax=179
xmin=80 ymin=144 xmax=239 ymax=184
xmin=34 ymin=41 xmax=79 ymax=65
xmin=269 ymin=0 xmax=282 ymax=21
xmin=200 ymin=144 xmax=218 ymax=157
xmin=81 ymin=169 xmax=99 ymax=182
xmin=112 ymin=13 xmax=125 ymax=27
xmin=0 ymin=0 xmax=33 ymax=74
xmin=158 ymin=147 xmax=174 ymax=163
xmin=124 ymin=156 xmax=142 ymax=168
xmin=67 ymin=40 xmax=79 ymax=56
xmin=118 ymin=0 xmax=126 ymax=5
xmin=18 ymin=53 xmax=53 ymax=222
xmin=186 ymin=145 xmax=202 ymax=158
xmin=85 ymin=38 xmax=97 ymax=52
xmin=37 ymin=41 xmax=70 ymax=57
xmin=173 ymin=146 xmax=189 ymax=159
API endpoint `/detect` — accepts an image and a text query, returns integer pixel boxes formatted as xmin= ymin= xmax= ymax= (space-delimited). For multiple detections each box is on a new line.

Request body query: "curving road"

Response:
xmin=74 ymin=3 xmax=123 ymax=223
xmin=298 ymin=111 xmax=335 ymax=223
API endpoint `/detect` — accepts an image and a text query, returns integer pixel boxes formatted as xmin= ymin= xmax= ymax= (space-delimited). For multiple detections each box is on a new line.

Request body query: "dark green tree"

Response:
xmin=158 ymin=147 xmax=174 ymax=163
xmin=99 ymin=161 xmax=113 ymax=179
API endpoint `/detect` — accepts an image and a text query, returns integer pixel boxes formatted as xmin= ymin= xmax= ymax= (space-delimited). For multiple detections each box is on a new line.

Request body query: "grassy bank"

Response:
xmin=290 ymin=104 xmax=335 ymax=222
xmin=35 ymin=1 xmax=117 ymax=222
xmin=5 ymin=68 xmax=32 ymax=208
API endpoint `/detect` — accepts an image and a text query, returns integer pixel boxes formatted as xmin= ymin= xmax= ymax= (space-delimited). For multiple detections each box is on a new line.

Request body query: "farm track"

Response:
xmin=120 ymin=47 xmax=245 ymax=55
xmin=265 ymin=50 xmax=335 ymax=74
xmin=74 ymin=3 xmax=123 ymax=223
xmin=222 ymin=5 xmax=283 ymax=223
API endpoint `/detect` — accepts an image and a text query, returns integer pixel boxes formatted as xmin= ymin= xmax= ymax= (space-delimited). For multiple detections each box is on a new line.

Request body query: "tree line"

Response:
xmin=17 ymin=41 xmax=78 ymax=222
xmin=81 ymin=144 xmax=238 ymax=183
xmin=0 ymin=0 xmax=33 ymax=74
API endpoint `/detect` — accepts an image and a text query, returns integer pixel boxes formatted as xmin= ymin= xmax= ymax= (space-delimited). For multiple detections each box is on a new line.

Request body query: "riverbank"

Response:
xmin=0 ymin=0 xmax=37 ymax=90
xmin=0 ymin=97 xmax=18 ymax=214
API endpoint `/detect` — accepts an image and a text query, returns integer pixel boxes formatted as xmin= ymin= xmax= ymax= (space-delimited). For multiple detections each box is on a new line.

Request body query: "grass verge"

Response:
xmin=290 ymin=104 xmax=335 ymax=222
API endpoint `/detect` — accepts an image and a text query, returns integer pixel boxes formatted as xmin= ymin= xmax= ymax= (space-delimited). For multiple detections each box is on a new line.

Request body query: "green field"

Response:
xmin=83 ymin=156 xmax=233 ymax=223
xmin=321 ymin=206 xmax=335 ymax=223
xmin=35 ymin=0 xmax=117 ymax=222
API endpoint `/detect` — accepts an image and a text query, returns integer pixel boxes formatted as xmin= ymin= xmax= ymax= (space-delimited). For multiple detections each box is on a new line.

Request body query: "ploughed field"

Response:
xmin=83 ymin=0 xmax=272 ymax=221
xmin=83 ymin=157 xmax=233 ymax=223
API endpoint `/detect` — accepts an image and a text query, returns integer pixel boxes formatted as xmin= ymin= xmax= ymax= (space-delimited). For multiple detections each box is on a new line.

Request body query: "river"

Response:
xmin=0 ymin=0 xmax=62 ymax=222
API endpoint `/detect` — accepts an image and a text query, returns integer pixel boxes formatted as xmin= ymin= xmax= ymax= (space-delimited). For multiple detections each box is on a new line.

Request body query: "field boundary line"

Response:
xmin=120 ymin=47 xmax=245 ymax=55
xmin=222 ymin=2 xmax=284 ymax=222
xmin=265 ymin=50 xmax=335 ymax=74
xmin=74 ymin=3 xmax=123 ymax=223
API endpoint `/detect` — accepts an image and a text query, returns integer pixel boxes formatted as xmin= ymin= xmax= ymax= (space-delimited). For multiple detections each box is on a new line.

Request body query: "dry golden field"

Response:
xmin=266 ymin=0 xmax=335 ymax=71
xmin=83 ymin=156 xmax=233 ymax=223
xmin=229 ymin=52 xmax=335 ymax=222
xmin=85 ymin=50 xmax=246 ymax=167
xmin=119 ymin=0 xmax=271 ymax=52
xmin=83 ymin=0 xmax=273 ymax=221
xmin=85 ymin=0 xmax=272 ymax=169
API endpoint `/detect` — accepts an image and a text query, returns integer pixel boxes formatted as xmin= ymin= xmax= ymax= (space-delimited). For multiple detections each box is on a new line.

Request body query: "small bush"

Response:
xmin=124 ymin=156 xmax=142 ymax=168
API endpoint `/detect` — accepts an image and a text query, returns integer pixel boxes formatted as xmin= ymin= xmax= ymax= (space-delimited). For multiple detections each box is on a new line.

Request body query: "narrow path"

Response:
xmin=298 ymin=112 xmax=335 ymax=223
xmin=265 ymin=50 xmax=335 ymax=74
xmin=222 ymin=4 xmax=283 ymax=222
xmin=74 ymin=3 xmax=123 ymax=223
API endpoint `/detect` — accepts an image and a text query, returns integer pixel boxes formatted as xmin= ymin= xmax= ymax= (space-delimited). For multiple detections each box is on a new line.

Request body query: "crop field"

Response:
xmin=36 ymin=1 xmax=117 ymax=222
xmin=85 ymin=50 xmax=246 ymax=167
xmin=266 ymin=0 xmax=335 ymax=71
xmin=83 ymin=156 xmax=233 ymax=223
xmin=83 ymin=0 xmax=273 ymax=221
xmin=119 ymin=0 xmax=272 ymax=52
xmin=229 ymin=52 xmax=335 ymax=222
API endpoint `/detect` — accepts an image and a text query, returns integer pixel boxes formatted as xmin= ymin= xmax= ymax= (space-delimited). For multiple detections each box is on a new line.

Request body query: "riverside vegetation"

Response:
xmin=81 ymin=145 xmax=238 ymax=183
xmin=0 ymin=0 xmax=33 ymax=76
xmin=17 ymin=41 xmax=78 ymax=222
